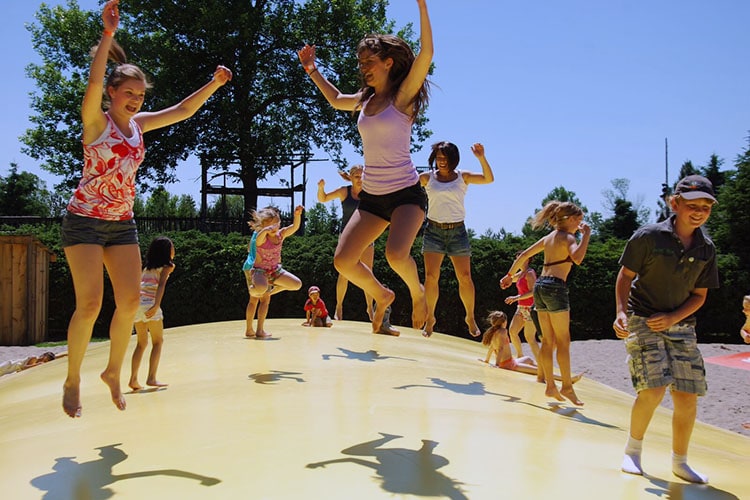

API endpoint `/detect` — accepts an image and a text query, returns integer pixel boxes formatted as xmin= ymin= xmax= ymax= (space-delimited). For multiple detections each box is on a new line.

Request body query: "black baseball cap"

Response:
xmin=674 ymin=175 xmax=717 ymax=203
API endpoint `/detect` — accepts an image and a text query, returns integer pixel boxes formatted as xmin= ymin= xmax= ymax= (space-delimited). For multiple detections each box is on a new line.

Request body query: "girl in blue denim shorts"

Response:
xmin=501 ymin=201 xmax=591 ymax=406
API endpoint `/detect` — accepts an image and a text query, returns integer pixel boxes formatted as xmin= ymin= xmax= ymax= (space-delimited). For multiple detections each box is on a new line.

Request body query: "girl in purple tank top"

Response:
xmin=297 ymin=0 xmax=434 ymax=334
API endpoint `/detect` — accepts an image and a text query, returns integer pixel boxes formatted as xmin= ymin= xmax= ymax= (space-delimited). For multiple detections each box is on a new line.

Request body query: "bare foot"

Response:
xmin=411 ymin=285 xmax=427 ymax=329
xmin=372 ymin=288 xmax=395 ymax=333
xmin=571 ymin=372 xmax=585 ymax=384
xmin=545 ymin=385 xmax=565 ymax=402
xmin=422 ymin=316 xmax=436 ymax=338
xmin=465 ymin=316 xmax=481 ymax=337
xmin=100 ymin=371 xmax=126 ymax=411
xmin=255 ymin=330 xmax=272 ymax=339
xmin=743 ymin=422 xmax=750 ymax=429
xmin=128 ymin=380 xmax=143 ymax=391
xmin=561 ymin=387 xmax=584 ymax=406
xmin=335 ymin=305 xmax=343 ymax=321
xmin=62 ymin=381 xmax=82 ymax=418
xmin=146 ymin=380 xmax=168 ymax=388
xmin=244 ymin=330 xmax=255 ymax=338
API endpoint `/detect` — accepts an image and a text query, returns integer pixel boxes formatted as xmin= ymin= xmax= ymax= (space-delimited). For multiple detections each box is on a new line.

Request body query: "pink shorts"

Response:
xmin=498 ymin=357 xmax=518 ymax=370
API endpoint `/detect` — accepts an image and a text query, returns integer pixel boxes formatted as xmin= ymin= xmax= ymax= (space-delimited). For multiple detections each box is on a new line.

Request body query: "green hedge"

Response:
xmin=2 ymin=224 xmax=745 ymax=343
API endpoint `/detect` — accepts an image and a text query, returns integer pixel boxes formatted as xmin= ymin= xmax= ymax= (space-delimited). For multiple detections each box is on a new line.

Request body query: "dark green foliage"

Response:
xmin=0 ymin=164 xmax=54 ymax=217
xmin=2 ymin=220 xmax=745 ymax=343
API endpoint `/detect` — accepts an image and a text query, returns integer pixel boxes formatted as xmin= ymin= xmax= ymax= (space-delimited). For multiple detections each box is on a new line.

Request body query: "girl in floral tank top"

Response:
xmin=60 ymin=0 xmax=232 ymax=419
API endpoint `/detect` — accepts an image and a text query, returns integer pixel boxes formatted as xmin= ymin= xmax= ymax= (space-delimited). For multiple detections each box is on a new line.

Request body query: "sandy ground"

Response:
xmin=2 ymin=338 xmax=749 ymax=436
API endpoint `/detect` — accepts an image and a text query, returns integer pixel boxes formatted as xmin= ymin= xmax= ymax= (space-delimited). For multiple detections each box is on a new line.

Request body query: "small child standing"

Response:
xmin=243 ymin=205 xmax=304 ymax=339
xmin=129 ymin=236 xmax=175 ymax=391
xmin=501 ymin=201 xmax=591 ymax=406
xmin=614 ymin=175 xmax=719 ymax=484
xmin=303 ymin=286 xmax=333 ymax=327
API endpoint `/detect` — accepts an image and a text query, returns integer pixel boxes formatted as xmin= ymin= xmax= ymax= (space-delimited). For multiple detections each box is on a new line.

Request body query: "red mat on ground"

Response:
xmin=704 ymin=352 xmax=750 ymax=371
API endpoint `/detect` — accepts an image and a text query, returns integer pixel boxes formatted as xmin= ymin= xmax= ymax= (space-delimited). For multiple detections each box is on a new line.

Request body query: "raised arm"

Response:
xmin=135 ymin=65 xmax=232 ymax=133
xmin=462 ymin=143 xmax=495 ymax=185
xmin=298 ymin=44 xmax=361 ymax=111
xmin=81 ymin=0 xmax=120 ymax=143
xmin=317 ymin=179 xmax=347 ymax=203
xmin=393 ymin=0 xmax=433 ymax=113
xmin=281 ymin=205 xmax=305 ymax=238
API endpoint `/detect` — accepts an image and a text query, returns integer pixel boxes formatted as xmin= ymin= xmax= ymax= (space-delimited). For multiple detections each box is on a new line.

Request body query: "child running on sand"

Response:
xmin=501 ymin=201 xmax=591 ymax=406
xmin=479 ymin=311 xmax=582 ymax=383
xmin=129 ymin=236 xmax=175 ymax=391
xmin=243 ymin=206 xmax=304 ymax=339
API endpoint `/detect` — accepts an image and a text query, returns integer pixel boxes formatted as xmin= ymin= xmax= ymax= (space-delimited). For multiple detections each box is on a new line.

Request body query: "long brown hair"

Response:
xmin=355 ymin=34 xmax=430 ymax=118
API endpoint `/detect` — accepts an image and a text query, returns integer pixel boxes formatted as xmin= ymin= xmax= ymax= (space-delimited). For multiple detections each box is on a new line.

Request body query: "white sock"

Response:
xmin=621 ymin=436 xmax=643 ymax=475
xmin=672 ymin=453 xmax=708 ymax=484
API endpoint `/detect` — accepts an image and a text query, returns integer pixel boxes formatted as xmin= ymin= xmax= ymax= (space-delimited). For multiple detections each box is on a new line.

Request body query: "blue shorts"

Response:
xmin=61 ymin=211 xmax=139 ymax=248
xmin=421 ymin=222 xmax=471 ymax=257
xmin=625 ymin=315 xmax=707 ymax=395
xmin=358 ymin=182 xmax=427 ymax=222
xmin=533 ymin=276 xmax=569 ymax=313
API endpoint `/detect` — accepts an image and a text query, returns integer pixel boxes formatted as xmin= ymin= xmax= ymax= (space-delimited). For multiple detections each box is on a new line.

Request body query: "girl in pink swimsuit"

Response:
xmin=60 ymin=0 xmax=232 ymax=418
xmin=297 ymin=0 xmax=433 ymax=335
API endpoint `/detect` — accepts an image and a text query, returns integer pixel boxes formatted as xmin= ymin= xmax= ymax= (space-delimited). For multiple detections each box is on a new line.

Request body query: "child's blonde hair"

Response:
xmin=482 ymin=311 xmax=507 ymax=346
xmin=531 ymin=201 xmax=584 ymax=230
xmin=247 ymin=206 xmax=280 ymax=231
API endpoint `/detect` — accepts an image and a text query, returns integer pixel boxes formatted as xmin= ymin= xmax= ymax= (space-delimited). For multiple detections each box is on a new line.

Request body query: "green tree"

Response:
xmin=596 ymin=178 xmax=648 ymax=240
xmin=207 ymin=194 xmax=245 ymax=219
xmin=708 ymin=136 xmax=750 ymax=266
xmin=23 ymin=0 xmax=430 ymax=217
xmin=0 ymin=163 xmax=52 ymax=216
xmin=144 ymin=186 xmax=178 ymax=217
xmin=700 ymin=153 xmax=726 ymax=192
xmin=678 ymin=160 xmax=698 ymax=179
xmin=175 ymin=194 xmax=198 ymax=218
xmin=305 ymin=202 xmax=340 ymax=235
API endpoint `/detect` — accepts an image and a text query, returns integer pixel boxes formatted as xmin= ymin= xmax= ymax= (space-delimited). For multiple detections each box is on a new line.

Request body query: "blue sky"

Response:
xmin=2 ymin=1 xmax=749 ymax=234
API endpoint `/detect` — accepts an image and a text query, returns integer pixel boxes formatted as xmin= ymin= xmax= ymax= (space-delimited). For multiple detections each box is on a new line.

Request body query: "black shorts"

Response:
xmin=357 ymin=182 xmax=427 ymax=222
xmin=61 ymin=211 xmax=139 ymax=248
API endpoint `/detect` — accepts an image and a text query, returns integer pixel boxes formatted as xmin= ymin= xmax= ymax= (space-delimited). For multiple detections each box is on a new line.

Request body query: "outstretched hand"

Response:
xmin=212 ymin=65 xmax=233 ymax=86
xmin=102 ymin=0 xmax=120 ymax=32
xmin=470 ymin=143 xmax=485 ymax=157
xmin=298 ymin=44 xmax=316 ymax=71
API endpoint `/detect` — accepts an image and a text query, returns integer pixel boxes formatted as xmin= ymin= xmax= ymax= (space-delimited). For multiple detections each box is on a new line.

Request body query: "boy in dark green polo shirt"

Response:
xmin=613 ymin=175 xmax=719 ymax=484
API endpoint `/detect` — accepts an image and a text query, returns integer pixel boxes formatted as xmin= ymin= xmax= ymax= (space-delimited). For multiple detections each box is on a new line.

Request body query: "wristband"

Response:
xmin=306 ymin=66 xmax=318 ymax=76
xmin=103 ymin=29 xmax=115 ymax=37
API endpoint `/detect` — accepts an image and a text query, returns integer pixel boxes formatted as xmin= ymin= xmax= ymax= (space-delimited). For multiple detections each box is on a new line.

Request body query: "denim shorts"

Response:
xmin=61 ymin=211 xmax=139 ymax=248
xmin=421 ymin=222 xmax=471 ymax=257
xmin=533 ymin=276 xmax=569 ymax=313
xmin=624 ymin=314 xmax=707 ymax=395
xmin=358 ymin=182 xmax=427 ymax=222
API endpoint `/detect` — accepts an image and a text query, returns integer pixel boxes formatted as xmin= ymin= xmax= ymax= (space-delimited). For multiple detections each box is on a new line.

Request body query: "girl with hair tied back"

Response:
xmin=501 ymin=201 xmax=591 ymax=406
xmin=60 ymin=0 xmax=232 ymax=418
